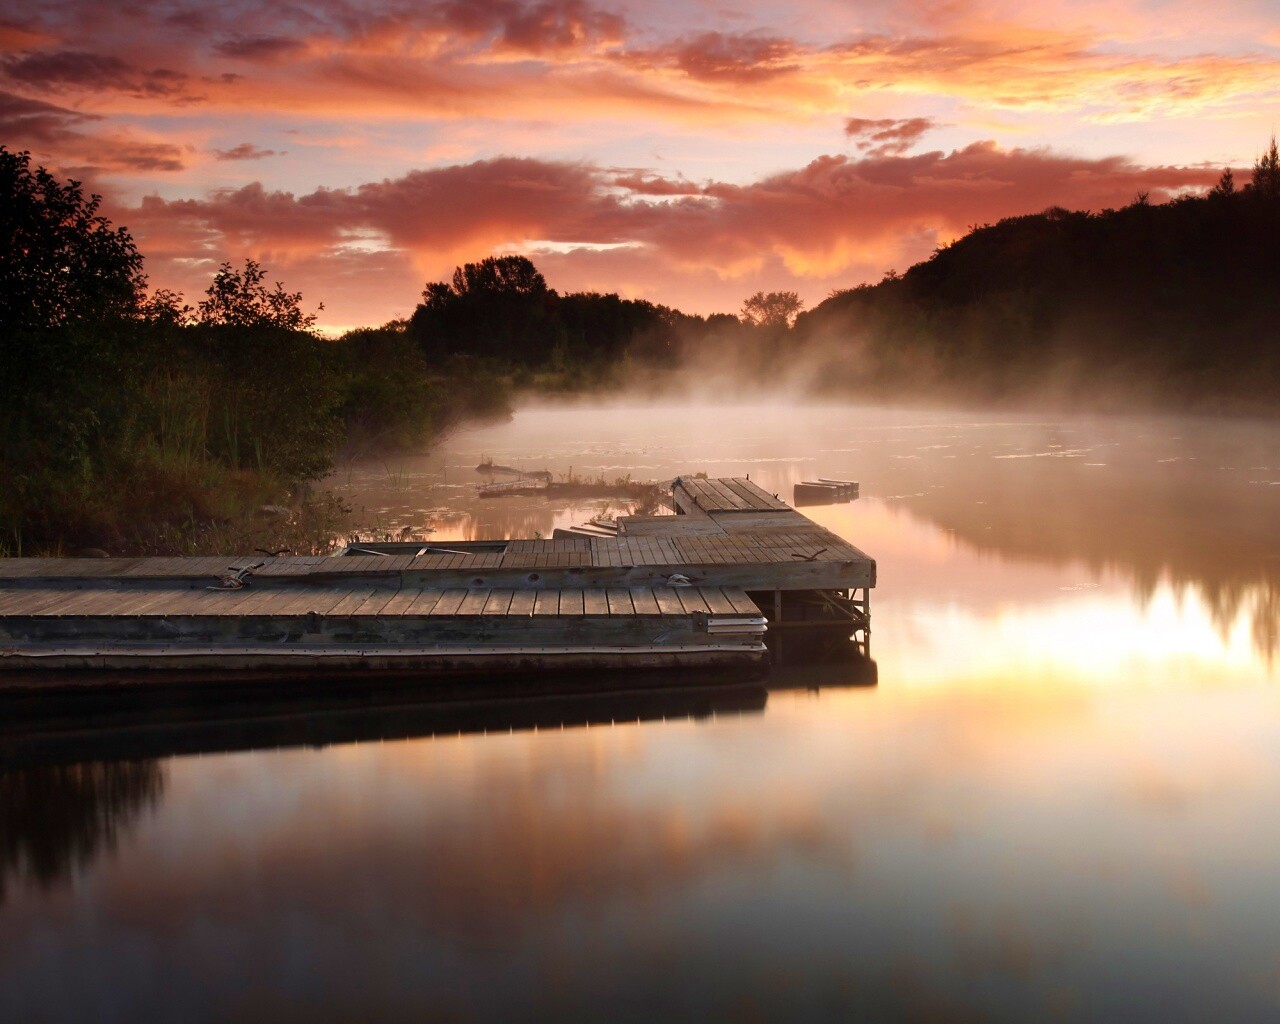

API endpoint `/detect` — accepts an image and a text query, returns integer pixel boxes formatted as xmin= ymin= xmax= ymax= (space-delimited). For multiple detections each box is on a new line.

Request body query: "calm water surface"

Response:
xmin=4 ymin=402 xmax=1280 ymax=1022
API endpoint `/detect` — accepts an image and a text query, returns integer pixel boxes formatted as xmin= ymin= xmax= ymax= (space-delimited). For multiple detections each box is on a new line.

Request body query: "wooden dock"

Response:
xmin=0 ymin=478 xmax=874 ymax=684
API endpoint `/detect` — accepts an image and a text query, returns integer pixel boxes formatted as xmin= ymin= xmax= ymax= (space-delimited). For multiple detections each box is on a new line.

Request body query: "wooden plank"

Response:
xmin=0 ymin=587 xmax=89 ymax=615
xmin=696 ymin=479 xmax=732 ymax=509
xmin=701 ymin=587 xmax=739 ymax=616
xmin=0 ymin=559 xmax=53 ymax=579
xmin=483 ymin=589 xmax=515 ymax=615
xmin=225 ymin=583 xmax=302 ymax=616
xmin=272 ymin=584 xmax=362 ymax=617
xmin=256 ymin=556 xmax=330 ymax=578
xmin=432 ymin=589 xmax=471 ymax=616
xmin=0 ymin=586 xmax=59 ymax=614
xmin=720 ymin=478 xmax=764 ymax=510
xmin=684 ymin=478 xmax=716 ymax=508
xmin=116 ymin=557 xmax=178 ymax=577
xmin=652 ymin=588 xmax=686 ymax=616
xmin=326 ymin=586 xmax=380 ymax=616
xmin=398 ymin=588 xmax=443 ymax=616
xmin=558 ymin=589 xmax=584 ymax=615
xmin=40 ymin=588 xmax=120 ymax=611
xmin=377 ymin=587 xmax=426 ymax=617
xmin=723 ymin=587 xmax=761 ymax=616
xmin=508 ymin=590 xmax=537 ymax=616
xmin=347 ymin=588 xmax=399 ymax=617
xmin=200 ymin=585 xmax=278 ymax=617
xmin=102 ymin=587 xmax=187 ymax=616
xmin=672 ymin=481 xmax=706 ymax=515
xmin=455 ymin=589 xmax=491 ymax=615
xmin=606 ymin=589 xmax=635 ymax=616
xmin=582 ymin=589 xmax=610 ymax=616
xmin=35 ymin=558 xmax=145 ymax=578
xmin=499 ymin=550 xmax=540 ymax=568
xmin=409 ymin=554 xmax=454 ymax=571
xmin=731 ymin=477 xmax=790 ymax=510
xmin=399 ymin=552 xmax=874 ymax=592
xmin=327 ymin=555 xmax=399 ymax=576
xmin=677 ymin=589 xmax=711 ymax=614
xmin=532 ymin=590 xmax=560 ymax=616
xmin=628 ymin=587 xmax=661 ymax=615
xmin=706 ymin=537 xmax=737 ymax=564
xmin=707 ymin=479 xmax=750 ymax=510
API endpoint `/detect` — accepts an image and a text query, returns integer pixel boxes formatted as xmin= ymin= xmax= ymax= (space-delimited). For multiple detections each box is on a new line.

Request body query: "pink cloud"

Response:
xmin=121 ymin=144 xmax=1220 ymax=328
xmin=3 ymin=0 xmax=1274 ymax=132
xmin=845 ymin=116 xmax=939 ymax=156
xmin=212 ymin=142 xmax=282 ymax=161
xmin=0 ymin=89 xmax=187 ymax=172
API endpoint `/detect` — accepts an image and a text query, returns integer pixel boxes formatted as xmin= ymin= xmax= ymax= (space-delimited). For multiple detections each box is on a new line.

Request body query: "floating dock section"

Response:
xmin=0 ymin=478 xmax=874 ymax=685
xmin=793 ymin=478 xmax=860 ymax=506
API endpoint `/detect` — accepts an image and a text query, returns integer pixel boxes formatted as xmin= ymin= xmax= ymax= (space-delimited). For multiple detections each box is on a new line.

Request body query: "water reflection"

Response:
xmin=5 ymin=404 xmax=1280 ymax=1020
xmin=0 ymin=761 xmax=164 ymax=903
xmin=0 ymin=647 xmax=878 ymax=912
xmin=0 ymin=683 xmax=771 ymax=769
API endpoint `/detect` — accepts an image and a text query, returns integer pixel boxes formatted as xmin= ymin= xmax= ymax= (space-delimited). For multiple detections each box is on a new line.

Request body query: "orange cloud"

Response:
xmin=122 ymin=144 xmax=1220 ymax=328
xmin=845 ymin=116 xmax=941 ymax=156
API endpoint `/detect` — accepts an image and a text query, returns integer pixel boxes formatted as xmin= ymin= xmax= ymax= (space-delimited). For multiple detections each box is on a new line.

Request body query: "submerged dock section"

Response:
xmin=0 ymin=478 xmax=874 ymax=684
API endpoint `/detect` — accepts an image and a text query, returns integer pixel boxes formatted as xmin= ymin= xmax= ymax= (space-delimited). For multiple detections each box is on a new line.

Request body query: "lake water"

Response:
xmin=4 ymin=401 xmax=1280 ymax=1021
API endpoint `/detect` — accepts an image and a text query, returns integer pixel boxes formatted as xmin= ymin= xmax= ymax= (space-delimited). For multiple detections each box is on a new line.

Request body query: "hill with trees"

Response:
xmin=789 ymin=140 xmax=1280 ymax=411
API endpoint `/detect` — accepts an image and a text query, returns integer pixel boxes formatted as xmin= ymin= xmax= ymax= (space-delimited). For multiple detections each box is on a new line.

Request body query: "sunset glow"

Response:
xmin=4 ymin=0 xmax=1277 ymax=329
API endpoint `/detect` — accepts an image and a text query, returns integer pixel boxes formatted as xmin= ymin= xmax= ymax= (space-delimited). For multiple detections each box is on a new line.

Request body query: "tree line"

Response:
xmin=788 ymin=138 xmax=1280 ymax=410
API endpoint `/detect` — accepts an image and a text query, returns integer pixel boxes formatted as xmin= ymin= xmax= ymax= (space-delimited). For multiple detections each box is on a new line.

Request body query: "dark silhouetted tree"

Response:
xmin=1209 ymin=167 xmax=1236 ymax=197
xmin=0 ymin=147 xmax=145 ymax=333
xmin=139 ymin=287 xmax=194 ymax=327
xmin=198 ymin=259 xmax=321 ymax=331
xmin=740 ymin=290 xmax=804 ymax=329
xmin=450 ymin=255 xmax=547 ymax=297
xmin=1251 ymin=135 xmax=1280 ymax=198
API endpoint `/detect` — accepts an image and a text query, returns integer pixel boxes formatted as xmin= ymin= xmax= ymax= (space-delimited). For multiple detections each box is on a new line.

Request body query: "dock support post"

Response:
xmin=773 ymin=590 xmax=783 ymax=625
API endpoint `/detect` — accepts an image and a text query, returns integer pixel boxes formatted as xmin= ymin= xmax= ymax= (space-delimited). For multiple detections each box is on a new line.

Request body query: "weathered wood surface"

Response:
xmin=0 ymin=584 xmax=758 ymax=621
xmin=0 ymin=476 xmax=877 ymax=678
xmin=0 ymin=479 xmax=875 ymax=593
xmin=0 ymin=646 xmax=766 ymax=676
xmin=0 ymin=581 xmax=767 ymax=674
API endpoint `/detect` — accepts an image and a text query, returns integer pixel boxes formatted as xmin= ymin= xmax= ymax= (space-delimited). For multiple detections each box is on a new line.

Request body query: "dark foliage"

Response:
xmin=408 ymin=255 xmax=692 ymax=374
xmin=0 ymin=147 xmax=145 ymax=333
xmin=198 ymin=259 xmax=321 ymax=330
xmin=794 ymin=176 xmax=1280 ymax=410
xmin=0 ymin=152 xmax=503 ymax=553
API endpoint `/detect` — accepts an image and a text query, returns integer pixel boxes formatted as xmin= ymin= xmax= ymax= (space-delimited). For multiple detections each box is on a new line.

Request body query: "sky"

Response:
xmin=3 ymin=0 xmax=1278 ymax=332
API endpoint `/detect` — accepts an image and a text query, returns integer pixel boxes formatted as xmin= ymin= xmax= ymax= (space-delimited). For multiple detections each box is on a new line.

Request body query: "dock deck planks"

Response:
xmin=0 ymin=481 xmax=865 ymax=680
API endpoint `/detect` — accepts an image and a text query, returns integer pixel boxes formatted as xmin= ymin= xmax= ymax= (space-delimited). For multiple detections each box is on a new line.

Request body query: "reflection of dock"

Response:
xmin=0 ymin=647 xmax=878 ymax=767
xmin=0 ymin=683 xmax=770 ymax=768
xmin=0 ymin=478 xmax=874 ymax=685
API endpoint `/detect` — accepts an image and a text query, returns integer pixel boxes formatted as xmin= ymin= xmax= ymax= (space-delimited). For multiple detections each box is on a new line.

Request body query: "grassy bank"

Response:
xmin=0 ymin=306 xmax=513 ymax=557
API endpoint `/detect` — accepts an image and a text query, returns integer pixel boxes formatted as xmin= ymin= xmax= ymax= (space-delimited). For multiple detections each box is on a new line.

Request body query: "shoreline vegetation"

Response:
xmin=3 ymin=141 xmax=1279 ymax=556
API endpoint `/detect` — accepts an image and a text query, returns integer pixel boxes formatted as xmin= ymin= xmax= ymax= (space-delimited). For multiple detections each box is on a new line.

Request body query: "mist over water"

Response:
xmin=4 ymin=400 xmax=1280 ymax=1021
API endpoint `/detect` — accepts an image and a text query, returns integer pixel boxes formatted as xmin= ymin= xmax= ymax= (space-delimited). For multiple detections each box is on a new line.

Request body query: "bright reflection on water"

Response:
xmin=3 ymin=402 xmax=1280 ymax=1021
